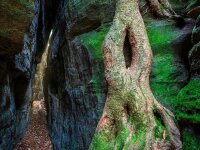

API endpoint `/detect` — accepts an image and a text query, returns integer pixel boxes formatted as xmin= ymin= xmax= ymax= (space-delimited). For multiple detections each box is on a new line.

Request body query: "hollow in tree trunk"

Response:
xmin=90 ymin=0 xmax=181 ymax=149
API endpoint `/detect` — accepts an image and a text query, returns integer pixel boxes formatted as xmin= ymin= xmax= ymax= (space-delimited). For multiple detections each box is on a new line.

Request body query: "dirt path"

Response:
xmin=15 ymin=100 xmax=52 ymax=150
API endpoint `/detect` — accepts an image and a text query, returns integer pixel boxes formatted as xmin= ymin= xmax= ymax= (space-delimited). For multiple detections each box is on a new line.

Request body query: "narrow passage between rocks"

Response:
xmin=15 ymin=30 xmax=53 ymax=150
xmin=15 ymin=100 xmax=52 ymax=150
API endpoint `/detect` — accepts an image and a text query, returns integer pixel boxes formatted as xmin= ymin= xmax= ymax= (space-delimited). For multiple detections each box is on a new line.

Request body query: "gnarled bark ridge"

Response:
xmin=146 ymin=0 xmax=176 ymax=17
xmin=90 ymin=0 xmax=182 ymax=149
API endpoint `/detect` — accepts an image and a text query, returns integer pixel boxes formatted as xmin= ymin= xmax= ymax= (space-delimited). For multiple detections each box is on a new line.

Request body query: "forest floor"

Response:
xmin=15 ymin=100 xmax=52 ymax=150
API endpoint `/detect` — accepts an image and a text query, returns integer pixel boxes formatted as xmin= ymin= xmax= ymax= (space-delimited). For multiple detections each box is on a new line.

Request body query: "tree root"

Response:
xmin=154 ymin=100 xmax=181 ymax=149
xmin=146 ymin=0 xmax=176 ymax=17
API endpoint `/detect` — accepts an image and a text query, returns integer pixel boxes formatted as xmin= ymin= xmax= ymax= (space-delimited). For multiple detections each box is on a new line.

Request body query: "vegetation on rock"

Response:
xmin=80 ymin=24 xmax=110 ymax=98
xmin=174 ymin=80 xmax=200 ymax=123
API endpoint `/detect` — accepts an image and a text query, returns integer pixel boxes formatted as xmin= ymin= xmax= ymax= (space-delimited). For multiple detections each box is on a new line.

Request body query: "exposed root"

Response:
xmin=97 ymin=99 xmax=112 ymax=129
xmin=139 ymin=85 xmax=181 ymax=149
xmin=146 ymin=0 xmax=176 ymax=17
xmin=154 ymin=101 xmax=181 ymax=149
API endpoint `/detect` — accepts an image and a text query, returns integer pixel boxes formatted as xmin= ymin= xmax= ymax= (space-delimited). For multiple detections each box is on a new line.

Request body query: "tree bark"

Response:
xmin=146 ymin=0 xmax=176 ymax=17
xmin=90 ymin=0 xmax=181 ymax=149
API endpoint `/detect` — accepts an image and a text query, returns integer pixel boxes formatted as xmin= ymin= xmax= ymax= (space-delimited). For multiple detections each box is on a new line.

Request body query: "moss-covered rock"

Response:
xmin=174 ymin=80 xmax=200 ymax=123
xmin=79 ymin=24 xmax=110 ymax=98
xmin=146 ymin=20 xmax=188 ymax=107
xmin=150 ymin=54 xmax=181 ymax=106
xmin=146 ymin=17 xmax=200 ymax=149
xmin=146 ymin=21 xmax=177 ymax=55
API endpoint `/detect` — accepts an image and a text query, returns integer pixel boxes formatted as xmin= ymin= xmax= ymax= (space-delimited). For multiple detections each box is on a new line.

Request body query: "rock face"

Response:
xmin=0 ymin=0 xmax=34 ymax=55
xmin=0 ymin=0 xmax=115 ymax=149
xmin=189 ymin=15 xmax=200 ymax=78
xmin=0 ymin=1 xmax=34 ymax=149
xmin=43 ymin=1 xmax=114 ymax=149
xmin=174 ymin=15 xmax=200 ymax=150
xmin=189 ymin=42 xmax=200 ymax=78
xmin=0 ymin=0 xmax=58 ymax=149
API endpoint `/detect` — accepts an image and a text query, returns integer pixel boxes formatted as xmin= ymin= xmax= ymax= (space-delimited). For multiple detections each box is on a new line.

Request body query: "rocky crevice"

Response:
xmin=0 ymin=0 xmax=59 ymax=149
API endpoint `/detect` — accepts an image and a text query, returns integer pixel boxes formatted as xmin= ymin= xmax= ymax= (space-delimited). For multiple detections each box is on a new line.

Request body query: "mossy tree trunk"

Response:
xmin=90 ymin=0 xmax=181 ymax=149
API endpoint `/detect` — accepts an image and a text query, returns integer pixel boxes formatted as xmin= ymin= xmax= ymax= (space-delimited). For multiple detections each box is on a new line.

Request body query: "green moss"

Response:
xmin=131 ymin=127 xmax=146 ymax=149
xmin=115 ymin=127 xmax=129 ymax=150
xmin=147 ymin=20 xmax=185 ymax=107
xmin=151 ymin=54 xmax=176 ymax=81
xmin=90 ymin=88 xmax=147 ymax=149
xmin=90 ymin=126 xmax=146 ymax=150
xmin=117 ymin=127 xmax=146 ymax=150
xmin=150 ymin=54 xmax=180 ymax=105
xmin=90 ymin=133 xmax=111 ymax=150
xmin=147 ymin=20 xmax=183 ymax=107
xmin=80 ymin=24 xmax=110 ymax=98
xmin=80 ymin=24 xmax=110 ymax=61
xmin=146 ymin=16 xmax=200 ymax=150
xmin=146 ymin=22 xmax=177 ymax=54
xmin=154 ymin=117 xmax=166 ymax=140
xmin=116 ymin=125 xmax=146 ymax=150
xmin=174 ymin=80 xmax=200 ymax=123
xmin=89 ymin=120 xmax=117 ymax=150
xmin=151 ymin=82 xmax=180 ymax=105
xmin=182 ymin=129 xmax=200 ymax=150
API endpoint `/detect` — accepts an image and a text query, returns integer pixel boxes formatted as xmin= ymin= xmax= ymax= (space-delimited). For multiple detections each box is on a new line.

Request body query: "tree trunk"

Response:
xmin=90 ymin=0 xmax=181 ymax=149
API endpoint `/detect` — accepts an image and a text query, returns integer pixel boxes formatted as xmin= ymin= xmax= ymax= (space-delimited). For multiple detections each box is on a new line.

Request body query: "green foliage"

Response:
xmin=182 ymin=129 xmax=200 ymax=150
xmin=174 ymin=80 xmax=200 ymax=123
